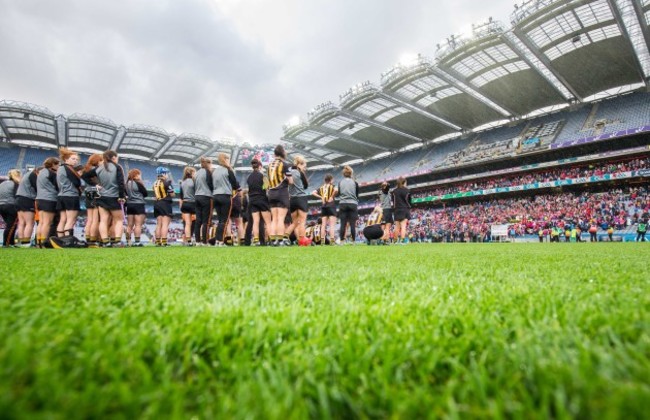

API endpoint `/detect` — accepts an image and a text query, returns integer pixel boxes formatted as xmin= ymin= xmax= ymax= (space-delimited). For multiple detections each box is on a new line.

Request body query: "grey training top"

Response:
xmin=57 ymin=165 xmax=80 ymax=197
xmin=0 ymin=180 xmax=18 ymax=205
xmin=180 ymin=178 xmax=196 ymax=203
xmin=126 ymin=180 xmax=146 ymax=205
xmin=194 ymin=168 xmax=213 ymax=197
xmin=95 ymin=163 xmax=125 ymax=198
xmin=36 ymin=169 xmax=59 ymax=201
xmin=212 ymin=165 xmax=239 ymax=195
xmin=288 ymin=168 xmax=309 ymax=197
xmin=379 ymin=191 xmax=392 ymax=210
xmin=16 ymin=171 xmax=37 ymax=199
xmin=337 ymin=178 xmax=359 ymax=205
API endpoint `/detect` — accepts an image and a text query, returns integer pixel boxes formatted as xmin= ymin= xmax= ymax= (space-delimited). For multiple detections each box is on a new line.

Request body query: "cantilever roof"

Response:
xmin=0 ymin=100 xmax=58 ymax=148
xmin=281 ymin=0 xmax=650 ymax=164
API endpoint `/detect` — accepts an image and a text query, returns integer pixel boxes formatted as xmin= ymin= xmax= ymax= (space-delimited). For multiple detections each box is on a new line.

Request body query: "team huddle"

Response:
xmin=0 ymin=144 xmax=414 ymax=248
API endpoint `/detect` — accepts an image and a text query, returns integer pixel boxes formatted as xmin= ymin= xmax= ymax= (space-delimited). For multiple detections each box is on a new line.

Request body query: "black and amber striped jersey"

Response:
xmin=267 ymin=158 xmax=292 ymax=190
xmin=305 ymin=225 xmax=322 ymax=243
xmin=153 ymin=179 xmax=173 ymax=201
xmin=367 ymin=210 xmax=383 ymax=226
xmin=318 ymin=183 xmax=336 ymax=206
xmin=312 ymin=224 xmax=322 ymax=243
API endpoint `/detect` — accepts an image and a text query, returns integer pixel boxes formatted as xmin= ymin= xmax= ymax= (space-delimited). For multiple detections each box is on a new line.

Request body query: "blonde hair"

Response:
xmin=183 ymin=166 xmax=196 ymax=180
xmin=217 ymin=153 xmax=231 ymax=170
xmin=342 ymin=165 xmax=353 ymax=178
xmin=8 ymin=169 xmax=21 ymax=183
xmin=293 ymin=155 xmax=306 ymax=166
xmin=200 ymin=156 xmax=212 ymax=170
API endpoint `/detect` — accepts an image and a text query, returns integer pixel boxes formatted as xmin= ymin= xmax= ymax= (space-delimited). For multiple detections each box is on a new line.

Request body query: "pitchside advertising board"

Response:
xmin=490 ymin=224 xmax=509 ymax=238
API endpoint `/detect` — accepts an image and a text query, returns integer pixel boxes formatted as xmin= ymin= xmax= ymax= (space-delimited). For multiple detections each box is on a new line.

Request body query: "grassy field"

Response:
xmin=1 ymin=244 xmax=649 ymax=419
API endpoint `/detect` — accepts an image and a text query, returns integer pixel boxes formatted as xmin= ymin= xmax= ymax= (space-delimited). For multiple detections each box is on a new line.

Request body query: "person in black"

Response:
xmin=153 ymin=167 xmax=175 ymax=247
xmin=230 ymin=188 xmax=245 ymax=246
xmin=211 ymin=153 xmax=240 ymax=246
xmin=336 ymin=165 xmax=359 ymax=244
xmin=179 ymin=167 xmax=196 ymax=246
xmin=194 ymin=157 xmax=214 ymax=245
xmin=81 ymin=150 xmax=127 ymax=247
xmin=267 ymin=145 xmax=293 ymax=246
xmin=392 ymin=176 xmax=411 ymax=245
xmin=15 ymin=167 xmax=38 ymax=247
xmin=55 ymin=147 xmax=82 ymax=240
xmin=247 ymin=158 xmax=272 ymax=246
xmin=81 ymin=154 xmax=103 ymax=246
xmin=363 ymin=206 xmax=385 ymax=245
xmin=0 ymin=170 xmax=21 ymax=247
xmin=35 ymin=157 xmax=60 ymax=248
xmin=125 ymin=169 xmax=148 ymax=247
xmin=312 ymin=174 xmax=337 ymax=245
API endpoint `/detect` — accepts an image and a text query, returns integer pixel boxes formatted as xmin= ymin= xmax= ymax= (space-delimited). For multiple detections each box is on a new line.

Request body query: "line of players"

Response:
xmin=0 ymin=144 xmax=413 ymax=247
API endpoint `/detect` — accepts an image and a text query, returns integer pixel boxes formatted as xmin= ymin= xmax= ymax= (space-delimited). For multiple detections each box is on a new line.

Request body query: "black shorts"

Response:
xmin=58 ymin=196 xmax=80 ymax=211
xmin=394 ymin=209 xmax=411 ymax=222
xmin=96 ymin=196 xmax=122 ymax=211
xmin=15 ymin=196 xmax=35 ymax=212
xmin=231 ymin=197 xmax=242 ymax=218
xmin=268 ymin=188 xmax=290 ymax=209
xmin=363 ymin=224 xmax=384 ymax=240
xmin=126 ymin=203 xmax=146 ymax=215
xmin=382 ymin=208 xmax=394 ymax=224
xmin=154 ymin=200 xmax=173 ymax=218
xmin=36 ymin=199 xmax=58 ymax=213
xmin=290 ymin=196 xmax=309 ymax=213
xmin=321 ymin=205 xmax=336 ymax=217
xmin=181 ymin=202 xmax=196 ymax=215
xmin=249 ymin=196 xmax=270 ymax=213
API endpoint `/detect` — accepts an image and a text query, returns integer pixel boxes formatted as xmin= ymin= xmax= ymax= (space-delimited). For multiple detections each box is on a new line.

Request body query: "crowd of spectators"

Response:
xmin=354 ymin=186 xmax=650 ymax=242
xmin=412 ymin=156 xmax=649 ymax=199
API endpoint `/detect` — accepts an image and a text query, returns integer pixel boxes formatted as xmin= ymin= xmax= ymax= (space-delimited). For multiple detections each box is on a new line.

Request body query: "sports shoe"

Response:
xmin=49 ymin=236 xmax=72 ymax=249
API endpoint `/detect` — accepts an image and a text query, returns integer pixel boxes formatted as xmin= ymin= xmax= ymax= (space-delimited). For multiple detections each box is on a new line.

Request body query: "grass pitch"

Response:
xmin=1 ymin=244 xmax=649 ymax=419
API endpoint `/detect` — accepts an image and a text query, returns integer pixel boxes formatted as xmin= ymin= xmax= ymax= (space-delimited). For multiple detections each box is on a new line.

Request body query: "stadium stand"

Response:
xmin=0 ymin=146 xmax=20 ymax=173
xmin=22 ymin=147 xmax=57 ymax=168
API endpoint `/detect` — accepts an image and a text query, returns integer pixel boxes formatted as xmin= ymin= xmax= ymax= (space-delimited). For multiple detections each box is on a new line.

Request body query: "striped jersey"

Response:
xmin=267 ymin=158 xmax=292 ymax=190
xmin=367 ymin=210 xmax=383 ymax=226
xmin=319 ymin=183 xmax=336 ymax=206
xmin=153 ymin=179 xmax=173 ymax=201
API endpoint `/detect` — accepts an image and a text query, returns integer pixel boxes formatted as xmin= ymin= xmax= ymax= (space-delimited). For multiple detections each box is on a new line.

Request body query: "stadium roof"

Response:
xmin=0 ymin=100 xmax=59 ymax=148
xmin=2 ymin=0 xmax=649 ymax=168
xmin=282 ymin=0 xmax=650 ymax=164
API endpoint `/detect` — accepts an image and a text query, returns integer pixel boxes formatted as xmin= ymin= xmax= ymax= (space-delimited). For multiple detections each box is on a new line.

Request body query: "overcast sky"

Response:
xmin=0 ymin=0 xmax=517 ymax=146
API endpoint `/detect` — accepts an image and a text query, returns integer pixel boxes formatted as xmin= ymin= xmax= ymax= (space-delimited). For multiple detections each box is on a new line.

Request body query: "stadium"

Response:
xmin=1 ymin=0 xmax=649 ymax=418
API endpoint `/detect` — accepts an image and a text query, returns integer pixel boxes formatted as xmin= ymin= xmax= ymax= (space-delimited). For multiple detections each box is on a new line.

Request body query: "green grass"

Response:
xmin=1 ymin=244 xmax=649 ymax=419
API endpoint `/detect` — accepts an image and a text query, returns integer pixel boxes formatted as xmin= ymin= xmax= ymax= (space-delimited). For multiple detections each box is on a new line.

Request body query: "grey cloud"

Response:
xmin=0 ymin=0 xmax=517 ymax=145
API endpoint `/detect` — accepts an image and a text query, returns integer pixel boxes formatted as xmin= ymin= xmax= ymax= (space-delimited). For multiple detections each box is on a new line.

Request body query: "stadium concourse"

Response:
xmin=2 ymin=0 xmax=650 ymax=246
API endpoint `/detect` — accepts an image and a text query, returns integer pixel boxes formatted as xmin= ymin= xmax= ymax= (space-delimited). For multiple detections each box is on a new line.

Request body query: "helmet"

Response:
xmin=156 ymin=166 xmax=169 ymax=176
